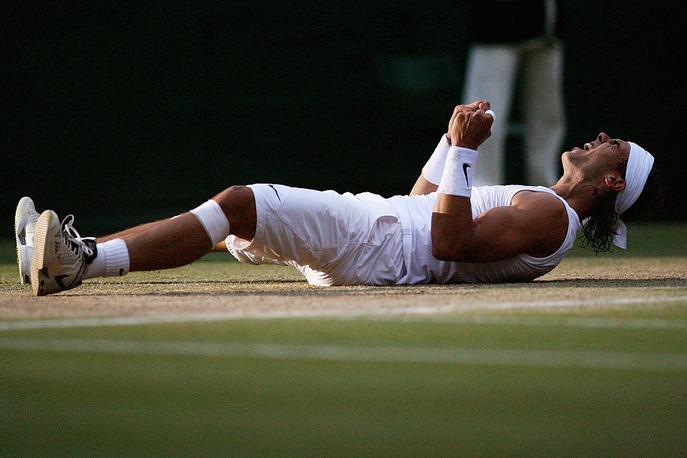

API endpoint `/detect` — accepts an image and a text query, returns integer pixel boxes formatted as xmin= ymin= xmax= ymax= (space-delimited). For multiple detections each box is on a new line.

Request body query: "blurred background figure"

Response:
xmin=462 ymin=0 xmax=565 ymax=186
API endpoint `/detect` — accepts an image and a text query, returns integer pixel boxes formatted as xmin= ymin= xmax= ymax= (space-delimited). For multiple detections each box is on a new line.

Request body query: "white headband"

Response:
xmin=612 ymin=142 xmax=654 ymax=249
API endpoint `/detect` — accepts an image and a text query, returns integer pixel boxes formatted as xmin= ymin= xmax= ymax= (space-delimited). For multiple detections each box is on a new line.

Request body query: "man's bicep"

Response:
xmin=467 ymin=207 xmax=540 ymax=261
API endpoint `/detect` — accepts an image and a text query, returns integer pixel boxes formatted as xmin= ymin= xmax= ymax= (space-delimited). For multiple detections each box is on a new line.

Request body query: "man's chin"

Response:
xmin=560 ymin=151 xmax=574 ymax=168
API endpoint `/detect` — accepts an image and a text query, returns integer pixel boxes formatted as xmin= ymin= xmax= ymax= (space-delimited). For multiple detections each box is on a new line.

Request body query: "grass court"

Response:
xmin=1 ymin=224 xmax=686 ymax=455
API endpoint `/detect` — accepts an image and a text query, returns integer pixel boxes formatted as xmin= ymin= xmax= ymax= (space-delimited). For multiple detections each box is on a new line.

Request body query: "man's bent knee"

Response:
xmin=213 ymin=185 xmax=257 ymax=241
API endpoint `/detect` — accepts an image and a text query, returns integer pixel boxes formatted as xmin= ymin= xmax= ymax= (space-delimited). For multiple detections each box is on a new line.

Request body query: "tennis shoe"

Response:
xmin=31 ymin=210 xmax=97 ymax=296
xmin=15 ymin=197 xmax=40 ymax=285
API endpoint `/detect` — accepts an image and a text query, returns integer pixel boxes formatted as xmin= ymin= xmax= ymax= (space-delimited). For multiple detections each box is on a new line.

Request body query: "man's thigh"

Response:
xmin=226 ymin=184 xmax=397 ymax=274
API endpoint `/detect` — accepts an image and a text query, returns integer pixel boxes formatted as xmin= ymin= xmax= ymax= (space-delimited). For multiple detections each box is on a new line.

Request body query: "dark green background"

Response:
xmin=3 ymin=1 xmax=686 ymax=237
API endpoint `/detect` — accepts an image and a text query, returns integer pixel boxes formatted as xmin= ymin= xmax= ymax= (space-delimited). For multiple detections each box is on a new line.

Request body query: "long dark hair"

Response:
xmin=580 ymin=185 xmax=618 ymax=253
xmin=580 ymin=166 xmax=665 ymax=253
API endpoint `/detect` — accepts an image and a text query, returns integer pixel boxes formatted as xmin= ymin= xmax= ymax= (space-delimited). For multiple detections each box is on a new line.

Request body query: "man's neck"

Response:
xmin=549 ymin=176 xmax=595 ymax=220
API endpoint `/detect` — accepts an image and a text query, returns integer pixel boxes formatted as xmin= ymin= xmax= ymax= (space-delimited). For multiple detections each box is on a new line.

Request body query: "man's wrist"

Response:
xmin=437 ymin=146 xmax=479 ymax=198
xmin=451 ymin=139 xmax=480 ymax=149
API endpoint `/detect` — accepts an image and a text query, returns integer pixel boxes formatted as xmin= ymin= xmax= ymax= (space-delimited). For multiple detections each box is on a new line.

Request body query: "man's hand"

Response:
xmin=411 ymin=101 xmax=493 ymax=197
xmin=446 ymin=101 xmax=490 ymax=141
xmin=447 ymin=101 xmax=493 ymax=149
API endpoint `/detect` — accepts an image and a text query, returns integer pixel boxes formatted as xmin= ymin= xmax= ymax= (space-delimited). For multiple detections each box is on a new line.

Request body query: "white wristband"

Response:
xmin=437 ymin=146 xmax=479 ymax=198
xmin=421 ymin=135 xmax=451 ymax=185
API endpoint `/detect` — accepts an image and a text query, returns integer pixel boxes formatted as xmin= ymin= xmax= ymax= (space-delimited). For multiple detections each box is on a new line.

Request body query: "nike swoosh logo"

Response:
xmin=268 ymin=184 xmax=282 ymax=202
xmin=462 ymin=163 xmax=471 ymax=187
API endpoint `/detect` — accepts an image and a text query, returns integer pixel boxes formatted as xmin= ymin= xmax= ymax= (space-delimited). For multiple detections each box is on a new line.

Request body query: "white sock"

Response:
xmin=190 ymin=199 xmax=230 ymax=245
xmin=83 ymin=239 xmax=130 ymax=279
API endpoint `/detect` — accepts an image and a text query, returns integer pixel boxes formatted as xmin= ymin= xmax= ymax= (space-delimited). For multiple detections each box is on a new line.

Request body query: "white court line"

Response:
xmin=1 ymin=337 xmax=686 ymax=372
xmin=372 ymin=315 xmax=687 ymax=330
xmin=1 ymin=295 xmax=686 ymax=332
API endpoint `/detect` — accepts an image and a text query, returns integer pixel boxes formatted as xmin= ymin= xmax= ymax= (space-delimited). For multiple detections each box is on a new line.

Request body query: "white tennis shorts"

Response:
xmin=226 ymin=184 xmax=406 ymax=286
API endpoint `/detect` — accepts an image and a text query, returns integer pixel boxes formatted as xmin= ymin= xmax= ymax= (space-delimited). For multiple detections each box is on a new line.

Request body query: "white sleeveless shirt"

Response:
xmin=385 ymin=185 xmax=581 ymax=284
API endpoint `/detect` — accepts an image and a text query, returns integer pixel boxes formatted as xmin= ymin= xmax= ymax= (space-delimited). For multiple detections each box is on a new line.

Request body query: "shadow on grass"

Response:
xmin=58 ymin=277 xmax=686 ymax=298
xmin=527 ymin=278 xmax=686 ymax=288
xmin=126 ymin=279 xmax=307 ymax=285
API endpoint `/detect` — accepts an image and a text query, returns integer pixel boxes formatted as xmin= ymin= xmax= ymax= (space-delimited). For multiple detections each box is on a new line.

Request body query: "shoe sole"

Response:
xmin=15 ymin=197 xmax=33 ymax=285
xmin=31 ymin=210 xmax=56 ymax=296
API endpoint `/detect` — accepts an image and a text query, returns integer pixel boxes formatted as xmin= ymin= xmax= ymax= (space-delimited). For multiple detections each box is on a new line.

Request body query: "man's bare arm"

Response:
xmin=432 ymin=193 xmax=567 ymax=262
xmin=410 ymin=175 xmax=439 ymax=196
xmin=429 ymin=102 xmax=567 ymax=263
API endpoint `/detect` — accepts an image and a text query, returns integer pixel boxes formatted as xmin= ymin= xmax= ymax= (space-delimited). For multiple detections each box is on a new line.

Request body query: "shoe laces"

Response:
xmin=61 ymin=215 xmax=95 ymax=258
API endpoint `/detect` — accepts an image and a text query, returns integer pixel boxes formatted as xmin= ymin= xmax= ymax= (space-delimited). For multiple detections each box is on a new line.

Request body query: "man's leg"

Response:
xmin=97 ymin=220 xmax=167 ymax=243
xmin=120 ymin=186 xmax=255 ymax=271
xmin=31 ymin=185 xmax=256 ymax=295
xmin=97 ymin=186 xmax=256 ymax=245
xmin=224 ymin=184 xmax=404 ymax=286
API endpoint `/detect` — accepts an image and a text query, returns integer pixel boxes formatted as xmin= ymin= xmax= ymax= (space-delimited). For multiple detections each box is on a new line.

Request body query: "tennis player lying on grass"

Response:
xmin=16 ymin=101 xmax=663 ymax=296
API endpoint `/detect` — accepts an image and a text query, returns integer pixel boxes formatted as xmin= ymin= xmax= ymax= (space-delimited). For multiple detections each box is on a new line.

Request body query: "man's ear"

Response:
xmin=604 ymin=174 xmax=626 ymax=192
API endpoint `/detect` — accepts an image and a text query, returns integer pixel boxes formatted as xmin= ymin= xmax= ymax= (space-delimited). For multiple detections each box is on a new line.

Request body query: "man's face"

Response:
xmin=562 ymin=132 xmax=631 ymax=179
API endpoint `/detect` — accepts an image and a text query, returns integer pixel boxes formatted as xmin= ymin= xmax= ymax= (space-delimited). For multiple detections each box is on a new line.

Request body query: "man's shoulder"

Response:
xmin=510 ymin=190 xmax=570 ymax=256
xmin=510 ymin=189 xmax=568 ymax=229
xmin=512 ymin=189 xmax=566 ymax=213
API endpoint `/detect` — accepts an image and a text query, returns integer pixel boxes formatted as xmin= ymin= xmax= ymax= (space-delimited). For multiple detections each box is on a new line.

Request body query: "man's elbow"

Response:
xmin=431 ymin=239 xmax=469 ymax=262
xmin=431 ymin=242 xmax=444 ymax=260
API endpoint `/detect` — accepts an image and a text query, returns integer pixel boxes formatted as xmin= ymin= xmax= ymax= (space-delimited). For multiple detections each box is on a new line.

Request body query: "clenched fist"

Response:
xmin=447 ymin=101 xmax=493 ymax=150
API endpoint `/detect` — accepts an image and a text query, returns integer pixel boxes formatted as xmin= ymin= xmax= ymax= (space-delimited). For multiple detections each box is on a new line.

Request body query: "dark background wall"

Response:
xmin=3 ymin=1 xmax=686 ymax=237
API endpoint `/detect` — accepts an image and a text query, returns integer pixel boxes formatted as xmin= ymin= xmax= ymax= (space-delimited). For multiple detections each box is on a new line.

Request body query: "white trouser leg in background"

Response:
xmin=521 ymin=40 xmax=566 ymax=186
xmin=462 ymin=45 xmax=519 ymax=186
